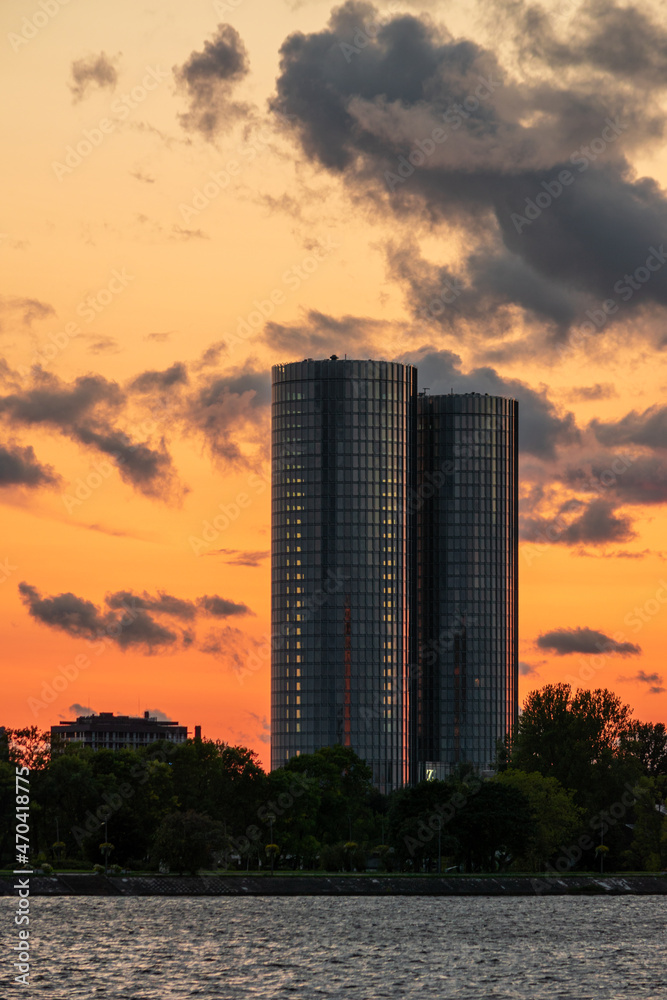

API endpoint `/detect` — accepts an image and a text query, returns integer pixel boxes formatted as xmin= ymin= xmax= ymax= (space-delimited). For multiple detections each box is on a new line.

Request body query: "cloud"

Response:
xmin=575 ymin=547 xmax=662 ymax=560
xmin=210 ymin=548 xmax=270 ymax=567
xmin=19 ymin=582 xmax=182 ymax=653
xmin=522 ymin=498 xmax=635 ymax=546
xmin=401 ymin=347 xmax=579 ymax=459
xmin=591 ymin=405 xmax=667 ymax=450
xmin=130 ymin=169 xmax=156 ymax=184
xmin=248 ymin=711 xmax=271 ymax=744
xmin=0 ymin=371 xmax=183 ymax=501
xmin=86 ymin=335 xmax=120 ymax=355
xmin=186 ymin=362 xmax=270 ymax=463
xmin=19 ymin=583 xmax=255 ymax=655
xmin=618 ymin=669 xmax=665 ymax=694
xmin=144 ymin=332 xmax=173 ymax=342
xmin=129 ymin=363 xmax=189 ymax=393
xmin=198 ymin=594 xmax=253 ymax=617
xmin=0 ymin=443 xmax=57 ymax=488
xmin=263 ymin=309 xmax=382 ymax=359
xmin=0 ymin=296 xmax=55 ymax=330
xmin=271 ymin=3 xmax=667 ymax=349
xmin=562 ymin=453 xmax=667 ymax=506
xmin=537 ymin=626 xmax=641 ymax=656
xmin=174 ymin=24 xmax=250 ymax=138
xmin=519 ymin=660 xmax=540 ymax=676
xmin=565 ymin=383 xmax=617 ymax=402
xmin=504 ymin=0 xmax=667 ymax=88
xmin=106 ymin=590 xmax=198 ymax=621
xmin=67 ymin=704 xmax=96 ymax=717
xmin=69 ymin=52 xmax=119 ymax=103
xmin=145 ymin=708 xmax=173 ymax=722
xmin=198 ymin=625 xmax=250 ymax=675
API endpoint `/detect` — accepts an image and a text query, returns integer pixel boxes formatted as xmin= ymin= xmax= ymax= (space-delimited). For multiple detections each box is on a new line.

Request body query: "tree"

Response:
xmin=5 ymin=728 xmax=52 ymax=770
xmin=152 ymin=810 xmax=227 ymax=875
xmin=494 ymin=770 xmax=583 ymax=870
xmin=449 ymin=781 xmax=535 ymax=872
xmin=622 ymin=722 xmax=667 ymax=777
xmin=509 ymin=684 xmax=640 ymax=809
xmin=284 ymin=745 xmax=374 ymax=844
xmin=625 ymin=776 xmax=667 ymax=870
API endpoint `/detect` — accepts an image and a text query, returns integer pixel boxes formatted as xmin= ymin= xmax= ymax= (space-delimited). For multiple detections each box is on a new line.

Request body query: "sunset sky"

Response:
xmin=2 ymin=0 xmax=667 ymax=769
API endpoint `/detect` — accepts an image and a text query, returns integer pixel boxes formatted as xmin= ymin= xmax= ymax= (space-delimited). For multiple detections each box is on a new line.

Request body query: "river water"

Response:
xmin=2 ymin=896 xmax=665 ymax=998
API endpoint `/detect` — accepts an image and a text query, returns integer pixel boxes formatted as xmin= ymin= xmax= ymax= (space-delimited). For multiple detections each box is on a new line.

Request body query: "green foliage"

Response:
xmin=5 ymin=727 xmax=52 ymax=770
xmin=284 ymin=745 xmax=375 ymax=843
xmin=152 ymin=810 xmax=227 ymax=875
xmin=494 ymin=770 xmax=583 ymax=870
xmin=0 ymin=695 xmax=661 ymax=875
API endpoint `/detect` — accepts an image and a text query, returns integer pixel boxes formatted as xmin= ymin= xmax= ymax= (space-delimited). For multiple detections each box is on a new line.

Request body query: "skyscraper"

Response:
xmin=416 ymin=393 xmax=519 ymax=779
xmin=271 ymin=358 xmax=417 ymax=791
xmin=271 ymin=359 xmax=518 ymax=787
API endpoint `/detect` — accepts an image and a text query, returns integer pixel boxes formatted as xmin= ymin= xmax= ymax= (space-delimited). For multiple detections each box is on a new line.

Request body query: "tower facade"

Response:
xmin=416 ymin=392 xmax=519 ymax=778
xmin=271 ymin=358 xmax=417 ymax=792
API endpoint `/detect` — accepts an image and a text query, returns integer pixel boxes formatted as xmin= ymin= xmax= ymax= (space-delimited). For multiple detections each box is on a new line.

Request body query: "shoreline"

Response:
xmin=1 ymin=874 xmax=666 ymax=896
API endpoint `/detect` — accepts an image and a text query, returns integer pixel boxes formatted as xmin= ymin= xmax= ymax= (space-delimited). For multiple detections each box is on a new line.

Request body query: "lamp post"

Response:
xmin=438 ymin=823 xmax=442 ymax=875
xmin=267 ymin=813 xmax=276 ymax=876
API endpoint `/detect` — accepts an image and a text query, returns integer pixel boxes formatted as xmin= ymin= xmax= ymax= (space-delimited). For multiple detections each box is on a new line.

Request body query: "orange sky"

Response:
xmin=2 ymin=0 xmax=666 ymax=770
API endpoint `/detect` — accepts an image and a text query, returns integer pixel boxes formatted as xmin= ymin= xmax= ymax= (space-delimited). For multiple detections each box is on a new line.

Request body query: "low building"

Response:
xmin=51 ymin=711 xmax=188 ymax=751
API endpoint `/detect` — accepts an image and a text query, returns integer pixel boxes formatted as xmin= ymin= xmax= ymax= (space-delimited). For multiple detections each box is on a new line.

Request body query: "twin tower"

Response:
xmin=271 ymin=358 xmax=518 ymax=791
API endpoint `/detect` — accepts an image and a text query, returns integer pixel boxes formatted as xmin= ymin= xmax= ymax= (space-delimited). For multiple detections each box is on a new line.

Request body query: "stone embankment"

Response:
xmin=1 ymin=874 xmax=665 ymax=896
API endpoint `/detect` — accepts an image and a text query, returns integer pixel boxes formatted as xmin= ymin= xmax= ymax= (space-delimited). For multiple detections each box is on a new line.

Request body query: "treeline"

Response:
xmin=1 ymin=684 xmax=665 ymax=875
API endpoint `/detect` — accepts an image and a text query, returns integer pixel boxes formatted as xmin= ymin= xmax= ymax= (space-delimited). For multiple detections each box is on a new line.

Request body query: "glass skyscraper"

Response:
xmin=271 ymin=360 xmax=518 ymax=787
xmin=416 ymin=393 xmax=519 ymax=778
xmin=271 ymin=358 xmax=417 ymax=792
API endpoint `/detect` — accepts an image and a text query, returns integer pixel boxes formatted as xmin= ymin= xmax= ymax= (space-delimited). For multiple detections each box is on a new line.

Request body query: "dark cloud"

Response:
xmin=19 ymin=582 xmax=182 ymax=653
xmin=86 ymin=336 xmax=120 ymax=355
xmin=174 ymin=24 xmax=250 ymax=138
xmin=272 ymin=3 xmax=667 ymax=348
xmin=522 ymin=498 xmax=635 ymax=546
xmin=19 ymin=581 xmax=256 ymax=655
xmin=130 ymin=170 xmax=156 ymax=184
xmin=0 ymin=372 xmax=182 ymax=501
xmin=144 ymin=332 xmax=173 ymax=343
xmin=67 ymin=704 xmax=96 ymax=717
xmin=0 ymin=297 xmax=55 ymax=330
xmin=248 ymin=711 xmax=271 ymax=744
xmin=106 ymin=590 xmax=198 ymax=621
xmin=591 ymin=405 xmax=667 ymax=451
xmin=198 ymin=594 xmax=253 ymax=617
xmin=618 ymin=669 xmax=665 ymax=694
xmin=210 ymin=548 xmax=270 ymax=567
xmin=0 ymin=443 xmax=57 ymax=488
xmin=562 ymin=453 xmax=667 ymax=506
xmin=69 ymin=52 xmax=119 ymax=103
xmin=130 ymin=363 xmax=189 ymax=393
xmin=519 ymin=660 xmax=539 ymax=676
xmin=195 ymin=341 xmax=226 ymax=369
xmin=0 ymin=373 xmax=121 ymax=426
xmin=575 ymin=547 xmax=661 ymax=560
xmin=198 ymin=625 xmax=249 ymax=675
xmin=505 ymin=0 xmax=667 ymax=88
xmin=145 ymin=708 xmax=173 ymax=722
xmin=19 ymin=582 xmax=106 ymax=638
xmin=402 ymin=347 xmax=578 ymax=459
xmin=565 ymin=383 xmax=617 ymax=402
xmin=263 ymin=309 xmax=381 ymax=359
xmin=187 ymin=363 xmax=270 ymax=463
xmin=537 ymin=626 xmax=641 ymax=656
